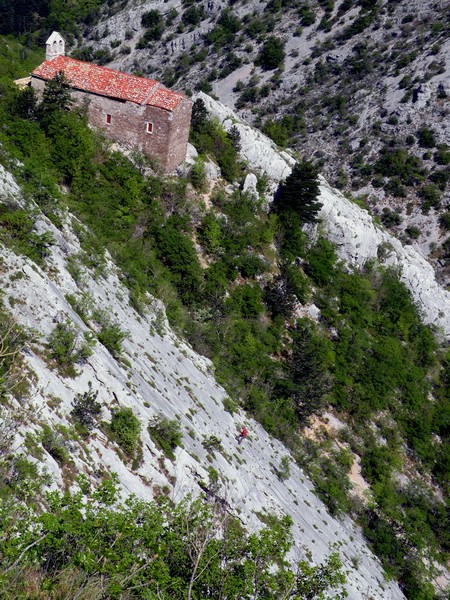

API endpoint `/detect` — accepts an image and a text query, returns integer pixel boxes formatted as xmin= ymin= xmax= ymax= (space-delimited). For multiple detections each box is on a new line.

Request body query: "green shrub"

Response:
xmin=71 ymin=385 xmax=102 ymax=435
xmin=405 ymin=226 xmax=421 ymax=239
xmin=258 ymin=36 xmax=285 ymax=70
xmin=140 ymin=9 xmax=165 ymax=41
xmin=277 ymin=455 xmax=291 ymax=480
xmin=98 ymin=323 xmax=126 ymax=358
xmin=190 ymin=155 xmax=207 ymax=191
xmin=40 ymin=424 xmax=70 ymax=465
xmin=148 ymin=415 xmax=182 ymax=460
xmin=417 ymin=127 xmax=436 ymax=149
xmin=202 ymin=434 xmax=222 ymax=452
xmin=419 ymin=184 xmax=441 ymax=213
xmin=439 ymin=212 xmax=450 ymax=230
xmin=110 ymin=407 xmax=141 ymax=455
xmin=434 ymin=147 xmax=450 ymax=165
xmin=198 ymin=212 xmax=222 ymax=255
xmin=47 ymin=321 xmax=93 ymax=374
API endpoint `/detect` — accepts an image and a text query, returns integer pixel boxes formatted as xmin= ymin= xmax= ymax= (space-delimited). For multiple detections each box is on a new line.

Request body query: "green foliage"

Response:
xmin=110 ymin=407 xmax=141 ymax=456
xmin=207 ymin=8 xmax=242 ymax=49
xmin=39 ymin=71 xmax=72 ymax=119
xmin=419 ymin=183 xmax=441 ymax=213
xmin=225 ymin=284 xmax=265 ymax=318
xmin=0 ymin=34 xmax=447 ymax=596
xmin=439 ymin=212 xmax=450 ymax=230
xmin=288 ymin=319 xmax=334 ymax=423
xmin=305 ymin=237 xmax=337 ymax=286
xmin=139 ymin=9 xmax=165 ymax=45
xmin=417 ymin=126 xmax=436 ymax=149
xmin=97 ymin=323 xmax=126 ymax=358
xmin=40 ymin=423 xmax=69 ymax=465
xmin=182 ymin=4 xmax=205 ymax=25
xmin=0 ymin=481 xmax=346 ymax=598
xmin=276 ymin=455 xmax=291 ymax=480
xmin=258 ymin=36 xmax=285 ymax=70
xmin=198 ymin=211 xmax=222 ymax=255
xmin=299 ymin=4 xmax=316 ymax=26
xmin=71 ymin=385 xmax=102 ymax=435
xmin=47 ymin=321 xmax=93 ymax=375
xmin=148 ymin=415 xmax=182 ymax=460
xmin=153 ymin=214 xmax=203 ymax=305
xmin=0 ymin=305 xmax=27 ymax=399
xmin=189 ymin=109 xmax=241 ymax=181
xmin=202 ymin=434 xmax=223 ymax=452
xmin=296 ymin=552 xmax=347 ymax=599
xmin=374 ymin=146 xmax=425 ymax=187
xmin=274 ymin=161 xmax=322 ymax=224
xmin=190 ymin=155 xmax=207 ymax=191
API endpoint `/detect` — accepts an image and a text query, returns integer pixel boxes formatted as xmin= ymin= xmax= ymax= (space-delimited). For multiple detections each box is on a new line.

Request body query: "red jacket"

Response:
xmin=241 ymin=427 xmax=247 ymax=437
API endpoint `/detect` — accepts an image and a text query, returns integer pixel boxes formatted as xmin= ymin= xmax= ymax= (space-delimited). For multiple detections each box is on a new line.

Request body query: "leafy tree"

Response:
xmin=11 ymin=86 xmax=38 ymax=120
xmin=295 ymin=552 xmax=347 ymax=599
xmin=305 ymin=237 xmax=337 ymax=286
xmin=258 ymin=36 xmax=285 ymax=70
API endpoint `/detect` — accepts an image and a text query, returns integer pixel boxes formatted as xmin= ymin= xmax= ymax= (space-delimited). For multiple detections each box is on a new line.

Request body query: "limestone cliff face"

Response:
xmin=0 ymin=163 xmax=404 ymax=599
xmin=197 ymin=92 xmax=450 ymax=339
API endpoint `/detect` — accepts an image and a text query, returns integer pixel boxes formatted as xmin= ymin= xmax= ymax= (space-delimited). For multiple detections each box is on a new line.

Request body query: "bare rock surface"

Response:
xmin=0 ymin=163 xmax=405 ymax=599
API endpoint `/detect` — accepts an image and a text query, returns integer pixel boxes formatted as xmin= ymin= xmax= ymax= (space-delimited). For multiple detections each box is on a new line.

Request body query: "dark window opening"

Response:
xmin=146 ymin=122 xmax=153 ymax=134
xmin=106 ymin=114 xmax=112 ymax=125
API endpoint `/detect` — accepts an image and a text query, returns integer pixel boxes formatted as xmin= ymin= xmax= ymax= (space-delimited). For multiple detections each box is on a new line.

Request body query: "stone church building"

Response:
xmin=30 ymin=32 xmax=192 ymax=172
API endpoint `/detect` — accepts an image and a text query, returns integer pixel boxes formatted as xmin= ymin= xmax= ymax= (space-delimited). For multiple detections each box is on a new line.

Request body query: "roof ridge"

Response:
xmin=141 ymin=82 xmax=161 ymax=106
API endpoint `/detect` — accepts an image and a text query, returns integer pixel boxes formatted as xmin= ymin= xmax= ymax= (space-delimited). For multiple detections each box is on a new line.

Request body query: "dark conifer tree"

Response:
xmin=274 ymin=160 xmax=322 ymax=224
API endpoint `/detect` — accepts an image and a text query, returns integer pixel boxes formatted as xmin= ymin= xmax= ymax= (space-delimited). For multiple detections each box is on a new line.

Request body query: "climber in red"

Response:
xmin=237 ymin=426 xmax=247 ymax=444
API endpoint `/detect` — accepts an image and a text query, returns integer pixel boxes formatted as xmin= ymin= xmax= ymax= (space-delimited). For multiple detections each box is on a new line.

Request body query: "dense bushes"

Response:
xmin=0 ymin=480 xmax=347 ymax=599
xmin=110 ymin=407 xmax=141 ymax=455
xmin=189 ymin=99 xmax=242 ymax=181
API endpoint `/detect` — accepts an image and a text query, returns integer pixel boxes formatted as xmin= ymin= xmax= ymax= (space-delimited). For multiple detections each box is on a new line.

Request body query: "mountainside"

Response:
xmin=80 ymin=0 xmax=450 ymax=283
xmin=197 ymin=90 xmax=450 ymax=337
xmin=0 ymin=19 xmax=450 ymax=599
xmin=0 ymin=163 xmax=407 ymax=599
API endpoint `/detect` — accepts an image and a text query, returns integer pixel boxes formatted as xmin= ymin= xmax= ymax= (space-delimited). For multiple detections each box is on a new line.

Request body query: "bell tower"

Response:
xmin=45 ymin=31 xmax=65 ymax=61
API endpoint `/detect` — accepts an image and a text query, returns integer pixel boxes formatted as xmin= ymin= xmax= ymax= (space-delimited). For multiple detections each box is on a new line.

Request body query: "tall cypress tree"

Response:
xmin=274 ymin=160 xmax=322 ymax=224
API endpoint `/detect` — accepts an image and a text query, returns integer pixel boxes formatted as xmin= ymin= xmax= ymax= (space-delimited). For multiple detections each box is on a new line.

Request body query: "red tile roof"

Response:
xmin=32 ymin=55 xmax=184 ymax=111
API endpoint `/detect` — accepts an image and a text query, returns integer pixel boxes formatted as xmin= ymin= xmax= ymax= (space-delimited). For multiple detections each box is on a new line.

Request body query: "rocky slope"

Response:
xmin=0 ymin=163 xmax=405 ymax=599
xmin=80 ymin=0 xmax=450 ymax=281
xmin=197 ymin=91 xmax=450 ymax=338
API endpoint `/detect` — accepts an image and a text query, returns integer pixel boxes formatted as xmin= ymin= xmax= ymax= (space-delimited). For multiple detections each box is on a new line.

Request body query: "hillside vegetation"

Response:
xmin=0 ymin=22 xmax=448 ymax=600
xmin=74 ymin=0 xmax=449 ymax=284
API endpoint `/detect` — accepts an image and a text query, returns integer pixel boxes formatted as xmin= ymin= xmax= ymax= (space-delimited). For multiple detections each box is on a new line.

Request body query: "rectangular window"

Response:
xmin=106 ymin=114 xmax=112 ymax=125
xmin=146 ymin=122 xmax=153 ymax=134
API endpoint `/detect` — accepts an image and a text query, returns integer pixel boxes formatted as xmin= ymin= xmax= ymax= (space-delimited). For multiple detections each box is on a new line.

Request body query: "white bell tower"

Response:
xmin=45 ymin=31 xmax=65 ymax=61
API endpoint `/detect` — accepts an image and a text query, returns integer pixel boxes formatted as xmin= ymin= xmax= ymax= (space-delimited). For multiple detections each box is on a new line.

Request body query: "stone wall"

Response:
xmin=31 ymin=77 xmax=192 ymax=172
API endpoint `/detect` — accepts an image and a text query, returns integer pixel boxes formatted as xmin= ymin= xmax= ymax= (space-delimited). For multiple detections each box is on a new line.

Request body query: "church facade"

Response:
xmin=31 ymin=33 xmax=192 ymax=173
